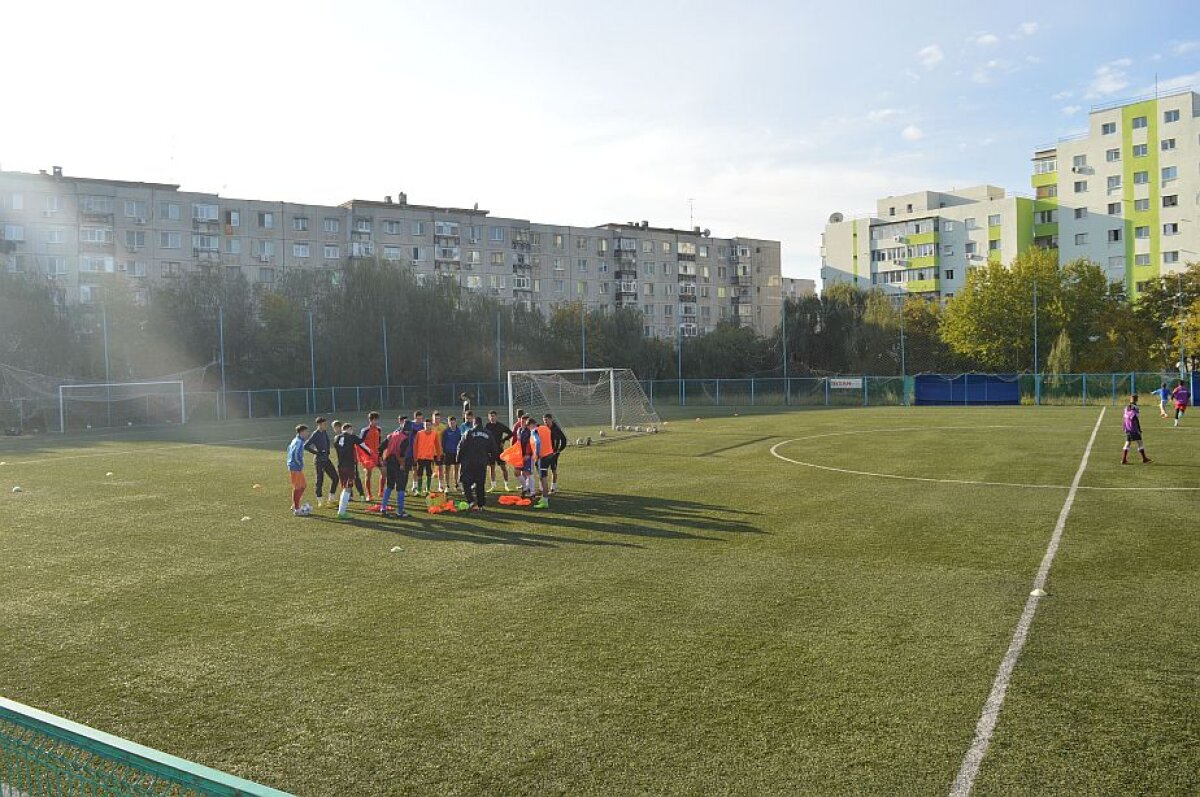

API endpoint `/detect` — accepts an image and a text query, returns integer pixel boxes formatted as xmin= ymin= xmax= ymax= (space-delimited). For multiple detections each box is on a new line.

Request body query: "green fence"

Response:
xmin=0 ymin=696 xmax=291 ymax=797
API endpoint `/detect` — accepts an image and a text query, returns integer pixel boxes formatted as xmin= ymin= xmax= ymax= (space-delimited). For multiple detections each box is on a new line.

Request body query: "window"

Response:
xmin=942 ymin=245 xmax=954 ymax=256
xmin=598 ymin=262 xmax=609 ymax=273
xmin=576 ymin=280 xmax=587 ymax=296
xmin=1106 ymin=148 xmax=1121 ymax=162
xmin=435 ymin=221 xmax=459 ymax=237
xmin=1108 ymin=228 xmax=1123 ymax=243
xmin=46 ymin=257 xmax=66 ymax=276
xmin=255 ymin=240 xmax=275 ymax=257
xmin=643 ymin=304 xmax=655 ymax=316
xmin=1108 ymin=256 xmax=1125 ymax=271
xmin=1132 ymin=115 xmax=1147 ymax=129
xmin=1162 ymin=138 xmax=1177 ymax=151
xmin=410 ymin=246 xmax=426 ymax=262
xmin=1134 ymin=198 xmax=1150 ymax=212
xmin=324 ymin=244 xmax=339 ymax=259
xmin=552 ymin=233 xmax=565 ymax=249
xmin=1073 ymin=180 xmax=1087 ymax=193
xmin=79 ymin=256 xmax=113 ymax=274
xmin=350 ymin=217 xmax=369 ymax=233
xmin=258 ymin=268 xmax=275 ymax=283
xmin=888 ymin=207 xmax=896 ymax=217
xmin=1135 ymin=226 xmax=1150 ymax=239
xmin=644 ymin=282 xmax=655 ymax=296
xmin=225 ymin=238 xmax=241 ymax=254
xmin=191 ymin=234 xmax=218 ymax=251
xmin=159 ymin=202 xmax=181 ymax=221
xmin=412 ymin=221 xmax=425 ymax=236
xmin=383 ymin=245 xmax=401 ymax=261
xmin=2 ymin=224 xmax=24 ymax=243
xmin=1102 ymin=121 xmax=1117 ymax=135
xmin=1134 ymin=171 xmax=1149 ymax=185
xmin=383 ymin=220 xmax=402 ymax=235
xmin=6 ymin=193 xmax=23 ymax=211
xmin=1165 ymin=251 xmax=1180 ymax=264
xmin=123 ymin=200 xmax=147 ymax=218
xmin=644 ymin=262 xmax=655 ymax=275
xmin=1107 ymin=175 xmax=1122 ymax=191
xmin=258 ymin=212 xmax=274 ymax=229
xmin=44 ymin=196 xmax=61 ymax=214
xmin=293 ymin=217 xmax=309 ymax=232
xmin=553 ymin=279 xmax=564 ymax=294
xmin=577 ymin=258 xmax=587 ymax=272
xmin=1034 ymin=210 xmax=1058 ymax=224
xmin=944 ymin=221 xmax=954 ymax=232
xmin=988 ymin=239 xmax=1001 ymax=251
xmin=1164 ymin=222 xmax=1180 ymax=236
xmin=1108 ymin=202 xmax=1122 ymax=216
xmin=192 ymin=203 xmax=218 ymax=221
xmin=699 ymin=245 xmax=709 ymax=258
xmin=661 ymin=241 xmax=671 ymax=254
xmin=324 ymin=217 xmax=340 ymax=233
xmin=1133 ymin=143 xmax=1148 ymax=157
xmin=490 ymin=252 xmax=505 ymax=266
xmin=226 ymin=209 xmax=241 ymax=227
xmin=80 ymin=196 xmax=114 ymax=214
xmin=987 ymin=214 xmax=1001 ymax=227
xmin=1165 ymin=109 xmax=1180 ymax=123
xmin=964 ymin=241 xmax=977 ymax=255
xmin=161 ymin=261 xmax=181 ymax=277
xmin=1135 ymin=253 xmax=1151 ymax=266
xmin=489 ymin=226 xmax=505 ymax=242
xmin=1074 ymin=207 xmax=1088 ymax=220
xmin=124 ymin=230 xmax=145 ymax=249
xmin=293 ymin=243 xmax=310 ymax=258
xmin=1072 ymin=154 xmax=1087 ymax=168
xmin=664 ymin=305 xmax=674 ymax=317
xmin=159 ymin=231 xmax=181 ymax=249
xmin=964 ymin=217 xmax=976 ymax=229
xmin=1162 ymin=166 xmax=1178 ymax=182
xmin=1033 ymin=160 xmax=1057 ymax=174
xmin=1036 ymin=185 xmax=1058 ymax=199
xmin=43 ymin=228 xmax=64 ymax=244
xmin=1075 ymin=233 xmax=1088 ymax=245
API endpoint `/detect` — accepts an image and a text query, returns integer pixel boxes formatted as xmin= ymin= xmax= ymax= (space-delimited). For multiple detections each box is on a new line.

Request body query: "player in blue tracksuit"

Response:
xmin=442 ymin=417 xmax=463 ymax=492
xmin=404 ymin=411 xmax=424 ymax=492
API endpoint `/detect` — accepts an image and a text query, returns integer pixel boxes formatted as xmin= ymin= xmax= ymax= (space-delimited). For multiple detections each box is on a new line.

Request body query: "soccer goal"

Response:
xmin=507 ymin=368 xmax=661 ymax=434
xmin=58 ymin=381 xmax=186 ymax=433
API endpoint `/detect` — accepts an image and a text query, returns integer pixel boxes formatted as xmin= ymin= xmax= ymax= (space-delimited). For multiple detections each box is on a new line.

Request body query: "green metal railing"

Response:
xmin=0 ymin=697 xmax=291 ymax=797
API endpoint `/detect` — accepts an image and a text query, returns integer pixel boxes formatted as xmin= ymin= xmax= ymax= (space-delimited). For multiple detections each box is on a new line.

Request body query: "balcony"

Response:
xmin=677 ymin=253 xmax=696 ymax=263
xmin=513 ymin=260 xmax=532 ymax=271
xmin=678 ymin=293 xmax=697 ymax=303
xmin=615 ymin=249 xmax=637 ymax=263
xmin=730 ymin=274 xmax=752 ymax=286
xmin=434 ymin=234 xmax=460 ymax=245
xmin=615 ymin=268 xmax=637 ymax=280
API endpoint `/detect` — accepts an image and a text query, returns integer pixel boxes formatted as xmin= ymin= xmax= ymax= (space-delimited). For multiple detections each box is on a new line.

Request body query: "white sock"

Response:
xmin=338 ymin=489 xmax=350 ymax=514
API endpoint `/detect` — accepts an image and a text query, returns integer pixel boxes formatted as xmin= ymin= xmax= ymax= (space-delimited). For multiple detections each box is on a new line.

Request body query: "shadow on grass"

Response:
xmin=302 ymin=490 xmax=764 ymax=549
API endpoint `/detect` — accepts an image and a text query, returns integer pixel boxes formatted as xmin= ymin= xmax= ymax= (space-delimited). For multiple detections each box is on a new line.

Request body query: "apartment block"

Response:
xmin=1031 ymin=89 xmax=1200 ymax=295
xmin=821 ymin=185 xmax=1032 ymax=299
xmin=0 ymin=168 xmax=783 ymax=338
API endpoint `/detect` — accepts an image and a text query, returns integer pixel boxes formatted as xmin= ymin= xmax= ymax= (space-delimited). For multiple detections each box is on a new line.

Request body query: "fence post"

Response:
xmin=825 ymin=378 xmax=830 ymax=406
xmin=863 ymin=377 xmax=869 ymax=407
xmin=332 ymin=388 xmax=338 ymax=414
xmin=751 ymin=378 xmax=755 ymax=406
xmin=277 ymin=390 xmax=282 ymax=417
xmin=715 ymin=379 xmax=721 ymax=406
xmin=247 ymin=391 xmax=253 ymax=419
xmin=1082 ymin=373 xmax=1087 ymax=406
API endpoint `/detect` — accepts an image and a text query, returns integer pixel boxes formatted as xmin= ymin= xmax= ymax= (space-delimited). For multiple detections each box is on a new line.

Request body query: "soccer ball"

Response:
xmin=634 ymin=426 xmax=643 ymax=433
xmin=575 ymin=438 xmax=584 ymax=446
xmin=299 ymin=503 xmax=313 ymax=515
xmin=586 ymin=437 xmax=593 ymax=446
xmin=599 ymin=430 xmax=606 ymax=438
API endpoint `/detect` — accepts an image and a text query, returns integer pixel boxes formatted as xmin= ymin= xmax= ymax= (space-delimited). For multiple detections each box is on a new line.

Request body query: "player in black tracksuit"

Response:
xmin=303 ymin=417 xmax=340 ymax=506
xmin=542 ymin=414 xmax=569 ymax=494
xmin=484 ymin=410 xmax=512 ymax=491
xmin=458 ymin=417 xmax=493 ymax=510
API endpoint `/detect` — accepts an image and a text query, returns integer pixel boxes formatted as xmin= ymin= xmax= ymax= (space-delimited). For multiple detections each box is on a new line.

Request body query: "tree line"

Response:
xmin=1 ymin=249 xmax=1197 ymax=393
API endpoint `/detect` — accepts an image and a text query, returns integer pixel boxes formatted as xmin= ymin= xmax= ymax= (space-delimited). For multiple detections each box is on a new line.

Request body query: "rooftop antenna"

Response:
xmin=688 ymin=197 xmax=695 ymax=229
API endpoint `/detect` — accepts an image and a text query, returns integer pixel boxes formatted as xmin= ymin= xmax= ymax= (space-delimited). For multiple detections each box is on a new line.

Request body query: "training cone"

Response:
xmin=252 ymin=483 xmax=262 ymax=490
xmin=427 ymin=505 xmax=442 ymax=514
xmin=366 ymin=504 xmax=383 ymax=513
xmin=1030 ymin=588 xmax=1048 ymax=597
xmin=456 ymin=501 xmax=469 ymax=510
xmin=517 ymin=498 xmax=532 ymax=507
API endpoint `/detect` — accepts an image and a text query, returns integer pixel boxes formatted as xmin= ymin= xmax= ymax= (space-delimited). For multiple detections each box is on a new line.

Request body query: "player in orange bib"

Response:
xmin=357 ymin=411 xmax=383 ymax=501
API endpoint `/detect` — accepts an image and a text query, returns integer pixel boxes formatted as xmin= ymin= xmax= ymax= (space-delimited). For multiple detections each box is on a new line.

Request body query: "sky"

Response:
xmin=4 ymin=0 xmax=1200 ymax=283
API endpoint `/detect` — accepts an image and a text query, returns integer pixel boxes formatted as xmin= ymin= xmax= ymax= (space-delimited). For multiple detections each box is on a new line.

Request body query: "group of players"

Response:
xmin=286 ymin=395 xmax=568 ymax=518
xmin=1122 ymin=378 xmax=1190 ymax=464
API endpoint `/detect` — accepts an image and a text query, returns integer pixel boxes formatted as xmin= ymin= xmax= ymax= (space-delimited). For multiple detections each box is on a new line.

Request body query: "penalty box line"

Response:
xmin=949 ymin=406 xmax=1107 ymax=797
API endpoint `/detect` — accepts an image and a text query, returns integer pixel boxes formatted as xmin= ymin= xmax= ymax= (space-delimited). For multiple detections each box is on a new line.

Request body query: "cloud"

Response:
xmin=901 ymin=124 xmax=924 ymax=141
xmin=1085 ymin=59 xmax=1132 ymax=98
xmin=1017 ymin=22 xmax=1039 ymax=37
xmin=1051 ymin=90 xmax=1074 ymax=100
xmin=1062 ymin=105 xmax=1082 ymax=116
xmin=866 ymin=108 xmax=901 ymax=122
xmin=916 ymin=44 xmax=943 ymax=69
xmin=971 ymin=59 xmax=1017 ymax=84
xmin=1025 ymin=55 xmax=1043 ymax=64
xmin=969 ymin=32 xmax=1000 ymax=46
xmin=1173 ymin=41 xmax=1199 ymax=55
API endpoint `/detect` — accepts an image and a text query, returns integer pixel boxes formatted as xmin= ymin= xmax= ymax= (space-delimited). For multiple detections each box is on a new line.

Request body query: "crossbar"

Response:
xmin=0 ymin=696 xmax=292 ymax=797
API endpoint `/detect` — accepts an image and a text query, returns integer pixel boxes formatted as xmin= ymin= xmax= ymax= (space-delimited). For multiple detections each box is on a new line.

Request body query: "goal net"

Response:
xmin=0 ymin=363 xmax=212 ymax=433
xmin=507 ymin=368 xmax=661 ymax=438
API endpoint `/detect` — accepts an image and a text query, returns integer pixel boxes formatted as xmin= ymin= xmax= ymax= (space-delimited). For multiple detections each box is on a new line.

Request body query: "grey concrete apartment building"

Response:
xmin=0 ymin=167 xmax=784 ymax=339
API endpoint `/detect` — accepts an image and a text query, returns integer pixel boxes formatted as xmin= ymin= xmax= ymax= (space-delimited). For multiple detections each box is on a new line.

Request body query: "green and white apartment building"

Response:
xmin=822 ymin=89 xmax=1200 ymax=299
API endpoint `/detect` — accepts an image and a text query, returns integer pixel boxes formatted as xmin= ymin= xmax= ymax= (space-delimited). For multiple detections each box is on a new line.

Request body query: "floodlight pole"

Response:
xmin=101 ymin=301 xmax=112 ymax=427
xmin=495 ymin=309 xmax=502 ymax=394
xmin=781 ymin=298 xmax=789 ymax=406
xmin=580 ymin=302 xmax=587 ymax=370
xmin=677 ymin=324 xmax=685 ymax=407
xmin=218 ymin=306 xmax=227 ymax=421
xmin=1033 ymin=282 xmax=1041 ymax=405
xmin=898 ymin=298 xmax=907 ymax=405
xmin=308 ymin=310 xmax=317 ymax=413
xmin=382 ymin=316 xmax=391 ymax=393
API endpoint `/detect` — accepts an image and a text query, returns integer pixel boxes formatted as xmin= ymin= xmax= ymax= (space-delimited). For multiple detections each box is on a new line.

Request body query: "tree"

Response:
xmin=1046 ymin=329 xmax=1073 ymax=383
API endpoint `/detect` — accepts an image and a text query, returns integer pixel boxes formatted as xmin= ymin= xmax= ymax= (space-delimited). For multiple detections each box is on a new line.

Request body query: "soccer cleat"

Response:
xmin=1142 ymin=457 xmax=1152 ymax=463
xmin=337 ymin=512 xmax=350 ymax=520
xmin=549 ymin=485 xmax=557 ymax=495
xmin=396 ymin=512 xmax=412 ymax=519
xmin=534 ymin=497 xmax=549 ymax=509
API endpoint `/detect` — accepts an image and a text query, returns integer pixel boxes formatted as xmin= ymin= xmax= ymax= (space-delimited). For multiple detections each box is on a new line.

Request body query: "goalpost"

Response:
xmin=58 ymin=381 xmax=186 ymax=433
xmin=507 ymin=368 xmax=661 ymax=433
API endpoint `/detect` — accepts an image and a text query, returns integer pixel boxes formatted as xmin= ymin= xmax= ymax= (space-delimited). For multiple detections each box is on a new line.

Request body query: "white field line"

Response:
xmin=769 ymin=424 xmax=1200 ymax=492
xmin=2 ymin=435 xmax=280 ymax=466
xmin=948 ymin=407 xmax=1106 ymax=796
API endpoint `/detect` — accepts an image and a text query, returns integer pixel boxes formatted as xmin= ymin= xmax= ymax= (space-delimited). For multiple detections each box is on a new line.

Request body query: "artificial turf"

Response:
xmin=0 ymin=406 xmax=1196 ymax=795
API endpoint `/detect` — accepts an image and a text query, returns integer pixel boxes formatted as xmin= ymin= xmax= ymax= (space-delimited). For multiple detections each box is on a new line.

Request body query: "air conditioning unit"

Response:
xmin=135 ymin=218 xmax=147 ymax=225
xmin=1071 ymin=166 xmax=1083 ymax=173
xmin=259 ymin=254 xmax=271 ymax=263
xmin=42 ymin=210 xmax=54 ymax=217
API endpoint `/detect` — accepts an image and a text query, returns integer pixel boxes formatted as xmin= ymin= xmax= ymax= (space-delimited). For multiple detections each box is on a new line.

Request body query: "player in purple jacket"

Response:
xmin=1122 ymin=394 xmax=1151 ymax=465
